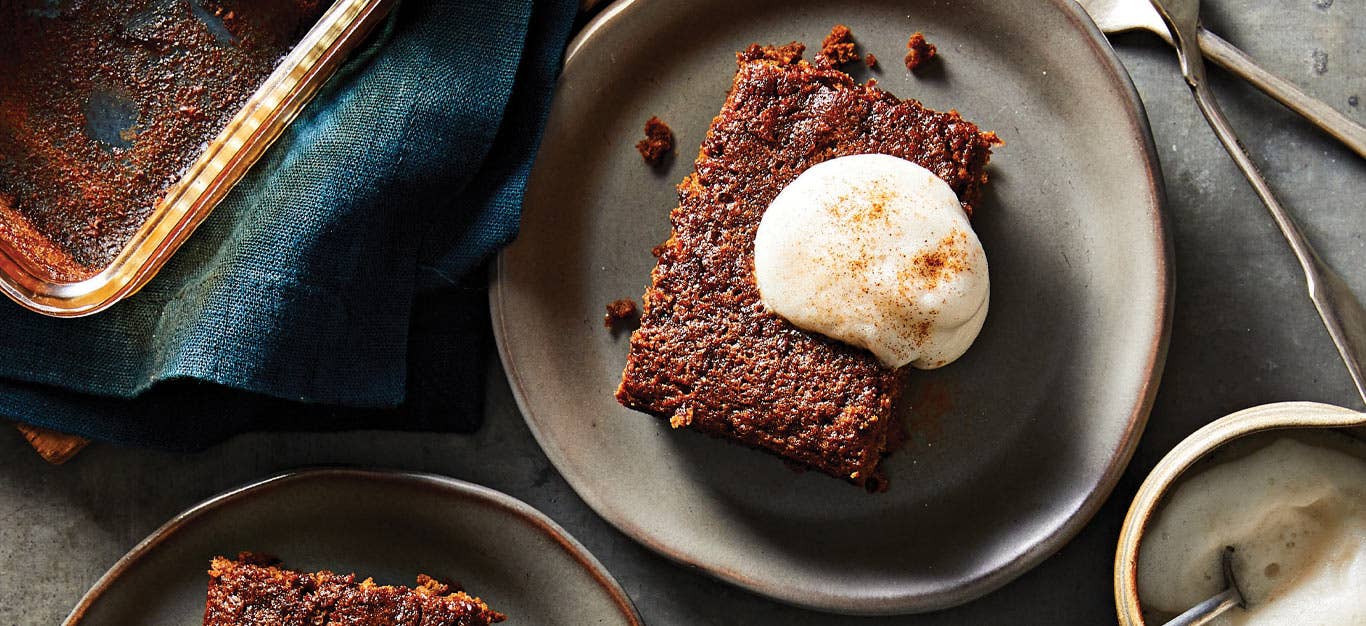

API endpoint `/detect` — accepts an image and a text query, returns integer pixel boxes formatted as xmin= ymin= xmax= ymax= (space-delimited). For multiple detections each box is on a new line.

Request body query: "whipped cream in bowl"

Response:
xmin=753 ymin=153 xmax=989 ymax=369
xmin=1138 ymin=431 xmax=1366 ymax=625
xmin=1115 ymin=402 xmax=1366 ymax=626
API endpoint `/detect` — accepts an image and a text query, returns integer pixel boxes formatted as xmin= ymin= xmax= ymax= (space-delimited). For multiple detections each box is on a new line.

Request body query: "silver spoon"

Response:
xmin=1078 ymin=0 xmax=1366 ymax=160
xmin=1148 ymin=0 xmax=1366 ymax=409
xmin=1161 ymin=546 xmax=1246 ymax=626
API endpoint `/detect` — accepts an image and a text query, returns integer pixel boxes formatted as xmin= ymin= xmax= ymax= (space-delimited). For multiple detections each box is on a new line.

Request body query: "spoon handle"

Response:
xmin=1161 ymin=586 xmax=1241 ymax=626
xmin=1186 ymin=75 xmax=1366 ymax=408
xmin=1198 ymin=28 xmax=1366 ymax=160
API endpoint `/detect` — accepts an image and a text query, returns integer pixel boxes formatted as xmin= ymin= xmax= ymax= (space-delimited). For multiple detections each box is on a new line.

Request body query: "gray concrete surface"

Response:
xmin=2 ymin=1 xmax=1363 ymax=623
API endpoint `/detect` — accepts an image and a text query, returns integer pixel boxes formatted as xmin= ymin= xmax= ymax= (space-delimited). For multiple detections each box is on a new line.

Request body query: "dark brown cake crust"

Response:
xmin=616 ymin=42 xmax=998 ymax=490
xmin=204 ymin=553 xmax=505 ymax=626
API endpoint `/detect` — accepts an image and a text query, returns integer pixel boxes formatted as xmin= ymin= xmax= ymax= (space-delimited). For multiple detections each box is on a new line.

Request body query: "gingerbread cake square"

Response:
xmin=615 ymin=42 xmax=998 ymax=490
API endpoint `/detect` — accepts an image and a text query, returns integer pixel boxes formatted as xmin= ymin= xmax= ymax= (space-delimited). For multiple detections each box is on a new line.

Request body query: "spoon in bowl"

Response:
xmin=1161 ymin=546 xmax=1246 ymax=626
xmin=1147 ymin=0 xmax=1366 ymax=410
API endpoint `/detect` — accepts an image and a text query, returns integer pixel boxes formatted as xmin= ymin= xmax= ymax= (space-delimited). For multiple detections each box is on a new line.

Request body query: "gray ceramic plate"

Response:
xmin=493 ymin=0 xmax=1170 ymax=615
xmin=64 ymin=470 xmax=641 ymax=625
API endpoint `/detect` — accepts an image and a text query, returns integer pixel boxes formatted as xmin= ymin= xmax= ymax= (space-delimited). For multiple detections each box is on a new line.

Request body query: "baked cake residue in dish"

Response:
xmin=0 ymin=0 xmax=327 ymax=272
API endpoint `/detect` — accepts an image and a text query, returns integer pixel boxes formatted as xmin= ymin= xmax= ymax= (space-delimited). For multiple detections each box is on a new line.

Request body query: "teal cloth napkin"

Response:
xmin=0 ymin=0 xmax=578 ymax=448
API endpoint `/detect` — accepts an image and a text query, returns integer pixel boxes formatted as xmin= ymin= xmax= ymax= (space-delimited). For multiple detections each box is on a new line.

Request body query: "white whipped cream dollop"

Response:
xmin=753 ymin=153 xmax=989 ymax=369
xmin=1138 ymin=435 xmax=1366 ymax=626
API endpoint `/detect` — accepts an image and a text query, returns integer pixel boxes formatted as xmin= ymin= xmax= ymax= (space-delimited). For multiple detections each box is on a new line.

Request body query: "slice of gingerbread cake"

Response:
xmin=615 ymin=41 xmax=998 ymax=491
xmin=203 ymin=553 xmax=505 ymax=626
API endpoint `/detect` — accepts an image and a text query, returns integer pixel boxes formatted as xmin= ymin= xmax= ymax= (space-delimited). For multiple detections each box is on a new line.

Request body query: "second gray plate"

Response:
xmin=494 ymin=0 xmax=1170 ymax=615
xmin=65 ymin=470 xmax=640 ymax=625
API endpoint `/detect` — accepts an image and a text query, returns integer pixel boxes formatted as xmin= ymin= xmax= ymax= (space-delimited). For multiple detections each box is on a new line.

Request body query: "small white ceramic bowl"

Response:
xmin=1113 ymin=401 xmax=1366 ymax=624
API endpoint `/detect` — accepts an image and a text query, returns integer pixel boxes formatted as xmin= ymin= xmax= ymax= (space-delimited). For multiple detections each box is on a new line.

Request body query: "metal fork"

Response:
xmin=1147 ymin=0 xmax=1366 ymax=409
xmin=1078 ymin=0 xmax=1366 ymax=159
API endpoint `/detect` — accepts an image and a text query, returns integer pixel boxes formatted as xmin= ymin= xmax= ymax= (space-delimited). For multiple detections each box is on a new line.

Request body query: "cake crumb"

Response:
xmin=605 ymin=298 xmax=638 ymax=329
xmin=904 ymin=32 xmax=937 ymax=72
xmin=817 ymin=24 xmax=860 ymax=67
xmin=864 ymin=52 xmax=878 ymax=69
xmin=635 ymin=116 xmax=674 ymax=166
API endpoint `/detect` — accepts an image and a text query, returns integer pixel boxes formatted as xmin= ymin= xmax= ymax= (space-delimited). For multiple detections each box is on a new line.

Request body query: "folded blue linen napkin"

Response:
xmin=0 ymin=0 xmax=578 ymax=448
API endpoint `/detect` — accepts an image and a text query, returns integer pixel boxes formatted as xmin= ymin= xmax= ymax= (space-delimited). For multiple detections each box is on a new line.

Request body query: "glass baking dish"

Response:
xmin=0 ymin=0 xmax=395 ymax=317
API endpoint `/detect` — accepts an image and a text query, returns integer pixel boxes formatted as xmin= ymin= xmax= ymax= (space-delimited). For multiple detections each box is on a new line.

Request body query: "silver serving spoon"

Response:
xmin=1148 ymin=0 xmax=1366 ymax=409
xmin=1077 ymin=0 xmax=1366 ymax=160
xmin=1161 ymin=546 xmax=1246 ymax=626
